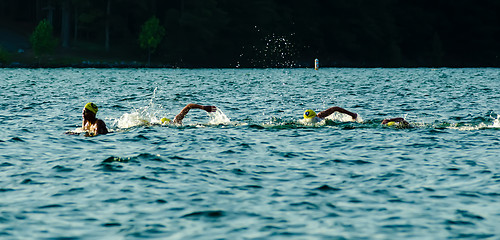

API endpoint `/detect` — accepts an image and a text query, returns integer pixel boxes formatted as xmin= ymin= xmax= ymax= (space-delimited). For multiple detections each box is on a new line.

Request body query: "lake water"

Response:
xmin=0 ymin=68 xmax=499 ymax=239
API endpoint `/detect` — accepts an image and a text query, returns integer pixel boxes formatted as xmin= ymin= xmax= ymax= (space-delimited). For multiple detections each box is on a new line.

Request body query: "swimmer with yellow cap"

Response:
xmin=160 ymin=117 xmax=171 ymax=124
xmin=381 ymin=117 xmax=409 ymax=128
xmin=303 ymin=109 xmax=321 ymax=122
xmin=81 ymin=102 xmax=108 ymax=136
xmin=84 ymin=102 xmax=98 ymax=115
xmin=302 ymin=106 xmax=358 ymax=123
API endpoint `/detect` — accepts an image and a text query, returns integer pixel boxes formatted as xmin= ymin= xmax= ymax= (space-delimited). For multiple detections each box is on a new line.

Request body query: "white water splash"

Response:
xmin=296 ymin=112 xmax=363 ymax=126
xmin=208 ymin=108 xmax=231 ymax=125
xmin=324 ymin=112 xmax=363 ymax=123
xmin=113 ymin=87 xmax=166 ymax=129
xmin=491 ymin=114 xmax=500 ymax=128
xmin=113 ymin=87 xmax=230 ymax=128
xmin=447 ymin=113 xmax=500 ymax=131
xmin=65 ymin=127 xmax=86 ymax=135
xmin=447 ymin=124 xmax=482 ymax=131
xmin=114 ymin=111 xmax=161 ymax=129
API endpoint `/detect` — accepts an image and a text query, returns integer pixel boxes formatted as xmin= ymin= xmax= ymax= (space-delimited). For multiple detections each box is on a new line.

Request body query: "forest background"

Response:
xmin=1 ymin=0 xmax=499 ymax=68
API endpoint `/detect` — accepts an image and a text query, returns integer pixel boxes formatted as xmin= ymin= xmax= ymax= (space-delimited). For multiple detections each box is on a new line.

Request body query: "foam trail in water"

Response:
xmin=490 ymin=113 xmax=499 ymax=128
xmin=447 ymin=113 xmax=500 ymax=131
xmin=208 ymin=108 xmax=231 ymax=125
xmin=65 ymin=127 xmax=86 ymax=135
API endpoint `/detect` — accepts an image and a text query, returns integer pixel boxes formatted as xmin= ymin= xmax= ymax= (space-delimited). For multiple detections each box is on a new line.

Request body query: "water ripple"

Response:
xmin=0 ymin=68 xmax=498 ymax=239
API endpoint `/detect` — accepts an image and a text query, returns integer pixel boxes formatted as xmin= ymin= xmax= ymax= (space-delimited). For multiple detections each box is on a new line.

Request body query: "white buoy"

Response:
xmin=314 ymin=58 xmax=319 ymax=70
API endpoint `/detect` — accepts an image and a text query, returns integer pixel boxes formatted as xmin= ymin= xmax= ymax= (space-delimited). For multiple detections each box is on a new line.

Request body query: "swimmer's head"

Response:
xmin=84 ymin=102 xmax=98 ymax=114
xmin=161 ymin=117 xmax=171 ymax=124
xmin=303 ymin=109 xmax=317 ymax=119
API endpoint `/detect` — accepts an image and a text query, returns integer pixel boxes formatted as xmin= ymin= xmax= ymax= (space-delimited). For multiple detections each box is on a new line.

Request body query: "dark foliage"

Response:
xmin=1 ymin=0 xmax=499 ymax=67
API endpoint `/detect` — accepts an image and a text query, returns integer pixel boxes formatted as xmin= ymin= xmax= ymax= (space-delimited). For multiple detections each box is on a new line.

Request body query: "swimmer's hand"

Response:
xmin=84 ymin=132 xmax=96 ymax=137
xmin=203 ymin=105 xmax=217 ymax=113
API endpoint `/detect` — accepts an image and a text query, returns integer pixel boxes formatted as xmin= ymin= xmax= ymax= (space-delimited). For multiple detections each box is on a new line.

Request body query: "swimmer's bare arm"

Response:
xmin=172 ymin=103 xmax=217 ymax=124
xmin=382 ymin=118 xmax=408 ymax=125
xmin=82 ymin=119 xmax=88 ymax=131
xmin=317 ymin=106 xmax=357 ymax=120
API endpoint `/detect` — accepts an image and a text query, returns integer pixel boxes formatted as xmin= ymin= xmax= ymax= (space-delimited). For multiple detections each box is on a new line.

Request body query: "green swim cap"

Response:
xmin=84 ymin=102 xmax=98 ymax=114
xmin=303 ymin=109 xmax=317 ymax=119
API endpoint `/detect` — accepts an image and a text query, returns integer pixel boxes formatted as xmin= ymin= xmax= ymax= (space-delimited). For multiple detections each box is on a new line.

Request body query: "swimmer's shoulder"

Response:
xmin=95 ymin=119 xmax=109 ymax=134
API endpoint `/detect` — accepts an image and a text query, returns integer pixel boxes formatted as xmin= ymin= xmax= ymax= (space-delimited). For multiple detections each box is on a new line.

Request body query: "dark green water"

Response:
xmin=0 ymin=68 xmax=499 ymax=239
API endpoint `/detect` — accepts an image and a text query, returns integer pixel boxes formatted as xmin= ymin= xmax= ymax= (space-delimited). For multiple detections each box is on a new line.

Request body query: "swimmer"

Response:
xmin=81 ymin=102 xmax=108 ymax=136
xmin=162 ymin=103 xmax=217 ymax=125
xmin=303 ymin=106 xmax=358 ymax=123
xmin=381 ymin=117 xmax=409 ymax=127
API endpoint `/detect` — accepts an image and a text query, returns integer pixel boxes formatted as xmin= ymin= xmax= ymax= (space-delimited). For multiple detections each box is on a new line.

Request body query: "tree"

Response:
xmin=61 ymin=0 xmax=71 ymax=48
xmin=138 ymin=16 xmax=165 ymax=65
xmin=30 ymin=19 xmax=58 ymax=60
xmin=105 ymin=0 xmax=111 ymax=52
xmin=0 ymin=45 xmax=10 ymax=65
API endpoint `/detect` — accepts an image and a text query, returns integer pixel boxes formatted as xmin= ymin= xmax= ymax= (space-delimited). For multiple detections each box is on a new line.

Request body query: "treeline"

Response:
xmin=1 ymin=0 xmax=500 ymax=67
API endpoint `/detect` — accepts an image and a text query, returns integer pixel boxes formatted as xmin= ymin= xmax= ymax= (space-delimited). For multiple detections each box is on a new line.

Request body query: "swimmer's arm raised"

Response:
xmin=317 ymin=106 xmax=357 ymax=120
xmin=173 ymin=103 xmax=217 ymax=124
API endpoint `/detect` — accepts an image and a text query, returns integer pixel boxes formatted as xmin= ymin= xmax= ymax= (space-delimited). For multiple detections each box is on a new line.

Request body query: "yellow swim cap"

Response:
xmin=387 ymin=121 xmax=395 ymax=126
xmin=303 ymin=109 xmax=317 ymax=119
xmin=161 ymin=117 xmax=171 ymax=124
xmin=84 ymin=102 xmax=98 ymax=114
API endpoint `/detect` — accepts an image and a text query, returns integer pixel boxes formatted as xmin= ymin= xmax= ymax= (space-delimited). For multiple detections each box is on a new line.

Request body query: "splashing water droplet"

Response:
xmin=208 ymin=108 xmax=231 ymax=125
